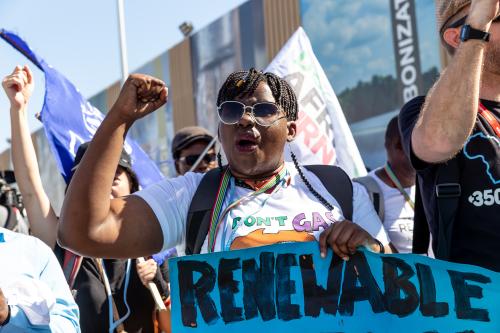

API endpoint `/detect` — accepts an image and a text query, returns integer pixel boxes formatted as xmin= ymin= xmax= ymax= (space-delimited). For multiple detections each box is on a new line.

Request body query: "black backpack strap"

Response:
xmin=434 ymin=158 xmax=461 ymax=260
xmin=185 ymin=165 xmax=354 ymax=254
xmin=304 ymin=165 xmax=353 ymax=221
xmin=411 ymin=180 xmax=430 ymax=254
xmin=353 ymin=175 xmax=385 ymax=222
xmin=185 ymin=168 xmax=224 ymax=255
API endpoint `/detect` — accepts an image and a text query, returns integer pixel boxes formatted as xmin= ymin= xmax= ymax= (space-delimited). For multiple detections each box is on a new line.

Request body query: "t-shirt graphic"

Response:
xmin=464 ymin=132 xmax=500 ymax=185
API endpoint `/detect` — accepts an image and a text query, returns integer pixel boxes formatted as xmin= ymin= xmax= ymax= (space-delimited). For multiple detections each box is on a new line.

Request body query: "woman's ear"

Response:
xmin=287 ymin=121 xmax=297 ymax=142
xmin=443 ymin=27 xmax=461 ymax=50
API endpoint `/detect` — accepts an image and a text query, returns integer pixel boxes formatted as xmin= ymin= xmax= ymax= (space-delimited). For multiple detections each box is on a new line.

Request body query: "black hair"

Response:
xmin=217 ymin=68 xmax=298 ymax=121
xmin=65 ymin=167 xmax=139 ymax=194
xmin=385 ymin=116 xmax=401 ymax=146
xmin=125 ymin=168 xmax=140 ymax=193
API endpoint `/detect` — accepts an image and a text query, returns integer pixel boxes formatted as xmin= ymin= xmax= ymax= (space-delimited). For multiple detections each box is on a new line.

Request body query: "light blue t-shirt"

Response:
xmin=0 ymin=227 xmax=80 ymax=332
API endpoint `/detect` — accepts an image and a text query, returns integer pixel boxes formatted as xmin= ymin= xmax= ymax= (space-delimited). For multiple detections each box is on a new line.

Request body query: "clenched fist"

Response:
xmin=2 ymin=65 xmax=34 ymax=110
xmin=468 ymin=0 xmax=500 ymax=29
xmin=110 ymin=74 xmax=168 ymax=124
xmin=136 ymin=258 xmax=158 ymax=287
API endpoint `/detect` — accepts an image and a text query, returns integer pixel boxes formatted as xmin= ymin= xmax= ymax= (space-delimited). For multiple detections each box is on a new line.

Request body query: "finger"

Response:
xmin=5 ymin=77 xmax=24 ymax=91
xmin=12 ymin=72 xmax=27 ymax=88
xmin=318 ymin=224 xmax=334 ymax=258
xmin=24 ymin=65 xmax=33 ymax=85
xmin=347 ymin=231 xmax=370 ymax=254
xmin=327 ymin=221 xmax=353 ymax=259
xmin=13 ymin=65 xmax=22 ymax=74
xmin=328 ymin=220 xmax=350 ymax=243
xmin=333 ymin=224 xmax=356 ymax=257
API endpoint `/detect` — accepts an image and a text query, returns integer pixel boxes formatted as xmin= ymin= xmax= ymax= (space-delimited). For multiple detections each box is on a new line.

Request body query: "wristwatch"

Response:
xmin=460 ymin=24 xmax=490 ymax=42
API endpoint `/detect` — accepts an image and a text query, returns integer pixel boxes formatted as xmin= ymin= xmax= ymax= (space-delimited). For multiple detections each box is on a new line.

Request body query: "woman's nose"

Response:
xmin=238 ymin=108 xmax=255 ymax=127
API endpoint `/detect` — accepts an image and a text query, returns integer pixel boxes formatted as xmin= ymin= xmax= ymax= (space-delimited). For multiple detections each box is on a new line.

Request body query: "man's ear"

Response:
xmin=443 ymin=27 xmax=461 ymax=50
xmin=287 ymin=121 xmax=297 ymax=142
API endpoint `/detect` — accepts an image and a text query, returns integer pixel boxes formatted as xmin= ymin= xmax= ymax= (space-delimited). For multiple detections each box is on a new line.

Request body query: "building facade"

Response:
xmin=1 ymin=0 xmax=442 ymax=212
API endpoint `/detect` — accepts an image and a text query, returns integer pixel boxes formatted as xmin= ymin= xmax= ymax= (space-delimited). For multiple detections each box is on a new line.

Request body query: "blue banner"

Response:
xmin=0 ymin=29 xmax=164 ymax=187
xmin=169 ymin=242 xmax=500 ymax=332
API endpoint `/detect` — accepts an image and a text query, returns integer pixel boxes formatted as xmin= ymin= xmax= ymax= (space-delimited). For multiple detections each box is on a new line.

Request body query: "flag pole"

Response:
xmin=117 ymin=0 xmax=129 ymax=85
xmin=116 ymin=0 xmax=166 ymax=311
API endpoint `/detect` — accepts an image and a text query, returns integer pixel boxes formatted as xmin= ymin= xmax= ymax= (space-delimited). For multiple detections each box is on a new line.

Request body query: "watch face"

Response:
xmin=460 ymin=25 xmax=469 ymax=41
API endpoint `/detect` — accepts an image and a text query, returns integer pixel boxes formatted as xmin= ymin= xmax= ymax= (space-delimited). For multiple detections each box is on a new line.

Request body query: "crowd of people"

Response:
xmin=0 ymin=0 xmax=498 ymax=331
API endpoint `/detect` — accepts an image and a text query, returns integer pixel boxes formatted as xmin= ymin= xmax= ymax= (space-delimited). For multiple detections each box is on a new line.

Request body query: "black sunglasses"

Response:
xmin=217 ymin=100 xmax=286 ymax=126
xmin=178 ymin=153 xmax=216 ymax=166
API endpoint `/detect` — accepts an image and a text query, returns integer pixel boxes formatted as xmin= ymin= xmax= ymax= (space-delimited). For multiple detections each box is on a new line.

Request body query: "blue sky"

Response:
xmin=0 ymin=0 xmax=247 ymax=152
xmin=301 ymin=0 xmax=440 ymax=93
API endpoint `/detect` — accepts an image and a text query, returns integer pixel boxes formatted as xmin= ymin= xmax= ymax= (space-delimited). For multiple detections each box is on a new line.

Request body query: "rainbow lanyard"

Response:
xmin=207 ymin=165 xmax=288 ymax=253
xmin=383 ymin=163 xmax=415 ymax=210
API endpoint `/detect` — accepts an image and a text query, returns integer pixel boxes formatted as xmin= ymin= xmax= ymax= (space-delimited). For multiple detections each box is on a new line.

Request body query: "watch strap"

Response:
xmin=460 ymin=24 xmax=490 ymax=42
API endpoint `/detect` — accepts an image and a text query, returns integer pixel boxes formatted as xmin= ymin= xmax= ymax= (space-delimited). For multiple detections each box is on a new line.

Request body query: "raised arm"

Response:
xmin=3 ymin=66 xmax=58 ymax=248
xmin=58 ymin=74 xmax=167 ymax=258
xmin=411 ymin=0 xmax=499 ymax=163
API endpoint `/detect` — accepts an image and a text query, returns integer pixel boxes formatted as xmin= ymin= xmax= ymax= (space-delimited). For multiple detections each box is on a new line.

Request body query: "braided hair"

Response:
xmin=217 ymin=68 xmax=298 ymax=121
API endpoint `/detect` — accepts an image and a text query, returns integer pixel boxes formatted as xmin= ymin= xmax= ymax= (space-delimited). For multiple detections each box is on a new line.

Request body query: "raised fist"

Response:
xmin=468 ymin=0 xmax=500 ymax=28
xmin=2 ymin=65 xmax=34 ymax=110
xmin=110 ymin=74 xmax=168 ymax=124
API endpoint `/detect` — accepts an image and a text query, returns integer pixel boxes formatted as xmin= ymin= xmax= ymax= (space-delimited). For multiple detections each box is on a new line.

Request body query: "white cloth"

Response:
xmin=1 ymin=277 xmax=55 ymax=326
xmin=368 ymin=170 xmax=415 ymax=253
xmin=0 ymin=227 xmax=80 ymax=332
xmin=135 ymin=162 xmax=389 ymax=254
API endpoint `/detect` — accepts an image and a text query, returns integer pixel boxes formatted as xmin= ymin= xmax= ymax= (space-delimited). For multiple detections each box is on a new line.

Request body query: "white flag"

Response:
xmin=265 ymin=27 xmax=366 ymax=178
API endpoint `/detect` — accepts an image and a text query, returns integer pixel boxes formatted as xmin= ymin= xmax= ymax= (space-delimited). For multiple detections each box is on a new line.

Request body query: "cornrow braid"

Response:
xmin=217 ymin=68 xmax=298 ymax=121
xmin=290 ymin=150 xmax=334 ymax=212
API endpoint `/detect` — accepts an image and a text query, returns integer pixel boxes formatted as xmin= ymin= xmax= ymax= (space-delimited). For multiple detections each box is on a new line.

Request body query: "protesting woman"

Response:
xmin=59 ymin=68 xmax=392 ymax=262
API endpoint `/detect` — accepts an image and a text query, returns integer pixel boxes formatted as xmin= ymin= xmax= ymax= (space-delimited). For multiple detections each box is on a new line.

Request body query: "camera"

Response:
xmin=0 ymin=170 xmax=23 ymax=209
xmin=0 ymin=170 xmax=29 ymax=234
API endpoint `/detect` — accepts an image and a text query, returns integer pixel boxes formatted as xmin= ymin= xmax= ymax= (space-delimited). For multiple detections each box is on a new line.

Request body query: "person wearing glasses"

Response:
xmin=58 ymin=68 xmax=391 ymax=267
xmin=399 ymin=0 xmax=500 ymax=271
xmin=171 ymin=126 xmax=216 ymax=175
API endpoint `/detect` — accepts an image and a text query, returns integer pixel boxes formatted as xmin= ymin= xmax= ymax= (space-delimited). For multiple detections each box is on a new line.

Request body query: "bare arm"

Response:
xmin=3 ymin=66 xmax=58 ymax=248
xmin=58 ymin=74 xmax=168 ymax=258
xmin=412 ymin=0 xmax=499 ymax=163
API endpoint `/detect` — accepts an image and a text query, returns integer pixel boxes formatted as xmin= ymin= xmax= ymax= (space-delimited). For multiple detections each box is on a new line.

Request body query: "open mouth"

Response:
xmin=235 ymin=134 xmax=259 ymax=153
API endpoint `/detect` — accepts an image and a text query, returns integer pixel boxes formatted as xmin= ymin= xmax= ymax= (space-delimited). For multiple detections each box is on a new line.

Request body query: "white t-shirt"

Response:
xmin=135 ymin=163 xmax=390 ymax=254
xmin=368 ymin=170 xmax=415 ymax=253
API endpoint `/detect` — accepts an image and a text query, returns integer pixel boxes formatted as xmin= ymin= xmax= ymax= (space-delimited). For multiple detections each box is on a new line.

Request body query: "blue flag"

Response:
xmin=0 ymin=29 xmax=164 ymax=187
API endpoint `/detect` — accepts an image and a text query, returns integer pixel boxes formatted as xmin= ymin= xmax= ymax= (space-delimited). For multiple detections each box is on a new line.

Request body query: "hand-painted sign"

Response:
xmin=169 ymin=242 xmax=500 ymax=332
